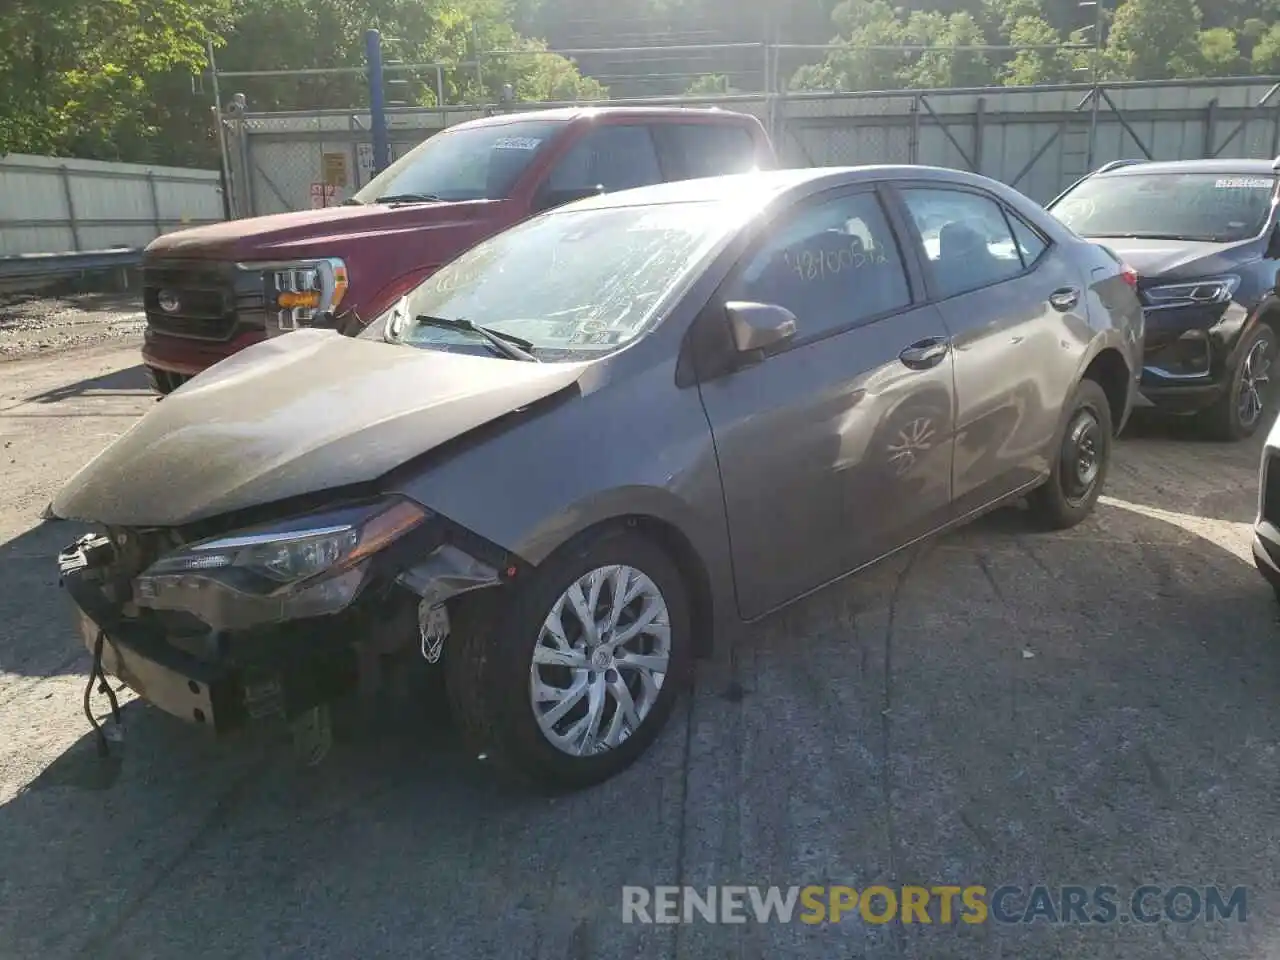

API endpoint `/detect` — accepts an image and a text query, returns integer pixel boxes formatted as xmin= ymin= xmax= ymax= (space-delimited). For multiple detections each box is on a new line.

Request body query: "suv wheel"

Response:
xmin=1028 ymin=378 xmax=1113 ymax=530
xmin=445 ymin=527 xmax=691 ymax=791
xmin=1200 ymin=324 xmax=1274 ymax=441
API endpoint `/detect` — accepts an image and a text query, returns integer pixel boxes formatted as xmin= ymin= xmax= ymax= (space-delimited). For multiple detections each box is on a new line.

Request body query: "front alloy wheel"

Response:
xmin=445 ymin=528 xmax=691 ymax=791
xmin=531 ymin=565 xmax=671 ymax=757
xmin=1201 ymin=325 xmax=1275 ymax=441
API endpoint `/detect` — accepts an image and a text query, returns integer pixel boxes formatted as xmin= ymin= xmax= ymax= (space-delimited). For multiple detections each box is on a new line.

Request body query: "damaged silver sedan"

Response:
xmin=54 ymin=167 xmax=1142 ymax=790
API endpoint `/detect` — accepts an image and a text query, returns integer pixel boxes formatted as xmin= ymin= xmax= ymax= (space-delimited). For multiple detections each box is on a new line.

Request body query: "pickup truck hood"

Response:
xmin=52 ymin=330 xmax=588 ymax=527
xmin=146 ymin=199 xmax=507 ymax=262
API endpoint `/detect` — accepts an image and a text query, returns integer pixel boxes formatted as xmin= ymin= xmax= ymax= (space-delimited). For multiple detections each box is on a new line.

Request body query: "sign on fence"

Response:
xmin=309 ymin=182 xmax=339 ymax=208
xmin=357 ymin=143 xmax=374 ymax=178
xmin=322 ymin=152 xmax=348 ymax=187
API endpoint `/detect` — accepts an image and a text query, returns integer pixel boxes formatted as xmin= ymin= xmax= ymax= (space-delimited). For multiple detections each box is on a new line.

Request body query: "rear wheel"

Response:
xmin=445 ymin=527 xmax=692 ymax=792
xmin=1198 ymin=324 xmax=1274 ymax=441
xmin=1028 ymin=378 xmax=1113 ymax=530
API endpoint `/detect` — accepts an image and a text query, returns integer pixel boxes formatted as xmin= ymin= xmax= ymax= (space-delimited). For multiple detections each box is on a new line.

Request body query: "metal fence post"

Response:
xmin=974 ymin=96 xmax=986 ymax=173
xmin=365 ymin=28 xmax=390 ymax=173
xmin=58 ymin=165 xmax=81 ymax=251
xmin=1203 ymin=98 xmax=1218 ymax=157
xmin=909 ymin=95 xmax=921 ymax=164
xmin=145 ymin=170 xmax=162 ymax=238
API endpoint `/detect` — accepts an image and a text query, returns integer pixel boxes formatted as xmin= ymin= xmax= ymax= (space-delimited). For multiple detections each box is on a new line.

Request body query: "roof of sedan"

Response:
xmin=566 ymin=165 xmax=1003 ymax=210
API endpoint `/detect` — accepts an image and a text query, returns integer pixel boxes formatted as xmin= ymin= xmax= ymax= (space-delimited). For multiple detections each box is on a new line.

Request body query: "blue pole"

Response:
xmin=365 ymin=28 xmax=390 ymax=174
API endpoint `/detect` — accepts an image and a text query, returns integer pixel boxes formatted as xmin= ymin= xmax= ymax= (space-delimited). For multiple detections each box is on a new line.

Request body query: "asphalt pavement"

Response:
xmin=1 ymin=318 xmax=1278 ymax=959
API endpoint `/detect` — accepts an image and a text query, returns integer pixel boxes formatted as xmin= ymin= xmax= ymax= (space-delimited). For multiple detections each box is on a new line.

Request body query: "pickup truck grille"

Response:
xmin=143 ymin=260 xmax=268 ymax=341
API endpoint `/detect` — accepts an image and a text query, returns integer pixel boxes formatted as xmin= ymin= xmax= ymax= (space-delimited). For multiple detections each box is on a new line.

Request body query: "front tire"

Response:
xmin=1028 ymin=378 xmax=1113 ymax=530
xmin=445 ymin=526 xmax=692 ymax=792
xmin=1198 ymin=324 xmax=1274 ymax=441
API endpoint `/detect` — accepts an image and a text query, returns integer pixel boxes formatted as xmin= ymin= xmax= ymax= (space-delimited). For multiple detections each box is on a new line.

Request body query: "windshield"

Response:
xmin=352 ymin=120 xmax=563 ymax=204
xmin=1050 ymin=172 xmax=1277 ymax=243
xmin=361 ymin=201 xmax=736 ymax=360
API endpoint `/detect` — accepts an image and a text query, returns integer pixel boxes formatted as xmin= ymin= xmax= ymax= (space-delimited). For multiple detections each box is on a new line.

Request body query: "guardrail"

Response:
xmin=0 ymin=248 xmax=142 ymax=283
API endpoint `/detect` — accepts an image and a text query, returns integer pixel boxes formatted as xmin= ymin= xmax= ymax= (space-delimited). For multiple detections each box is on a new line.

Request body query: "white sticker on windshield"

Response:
xmin=1215 ymin=177 xmax=1272 ymax=189
xmin=492 ymin=137 xmax=543 ymax=151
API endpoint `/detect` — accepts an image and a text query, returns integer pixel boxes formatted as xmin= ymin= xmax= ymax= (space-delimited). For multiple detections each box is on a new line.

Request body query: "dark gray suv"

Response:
xmin=54 ymin=166 xmax=1144 ymax=790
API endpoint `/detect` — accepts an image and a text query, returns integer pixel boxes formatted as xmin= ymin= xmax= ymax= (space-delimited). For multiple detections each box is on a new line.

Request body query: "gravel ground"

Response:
xmin=0 ymin=292 xmax=146 ymax=361
xmin=1 ymin=334 xmax=1279 ymax=959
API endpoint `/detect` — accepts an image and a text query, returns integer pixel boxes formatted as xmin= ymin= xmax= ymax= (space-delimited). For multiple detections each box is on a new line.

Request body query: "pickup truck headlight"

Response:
xmin=239 ymin=257 xmax=349 ymax=333
xmin=1143 ymin=275 xmax=1240 ymax=308
xmin=134 ymin=498 xmax=428 ymax=631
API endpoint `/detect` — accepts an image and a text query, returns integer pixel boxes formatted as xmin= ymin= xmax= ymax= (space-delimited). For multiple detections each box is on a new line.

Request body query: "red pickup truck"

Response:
xmin=140 ymin=105 xmax=777 ymax=392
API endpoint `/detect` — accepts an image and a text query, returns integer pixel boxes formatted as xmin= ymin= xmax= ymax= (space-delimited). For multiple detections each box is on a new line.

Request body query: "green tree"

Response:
xmin=685 ymin=73 xmax=740 ymax=95
xmin=790 ymin=0 xmax=910 ymax=91
xmin=1000 ymin=14 xmax=1075 ymax=84
xmin=0 ymin=0 xmax=233 ymax=161
xmin=1105 ymin=0 xmax=1204 ymax=79
xmin=1249 ymin=22 xmax=1280 ymax=71
xmin=1198 ymin=26 xmax=1244 ymax=75
xmin=899 ymin=10 xmax=994 ymax=87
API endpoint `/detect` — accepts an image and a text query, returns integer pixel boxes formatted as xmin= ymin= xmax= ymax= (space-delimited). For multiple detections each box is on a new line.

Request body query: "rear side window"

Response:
xmin=899 ymin=187 xmax=1024 ymax=299
xmin=547 ymin=125 xmax=663 ymax=193
xmin=652 ymin=124 xmax=760 ymax=181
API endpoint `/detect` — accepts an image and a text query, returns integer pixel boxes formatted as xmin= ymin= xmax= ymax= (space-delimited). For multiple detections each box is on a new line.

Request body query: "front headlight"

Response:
xmin=239 ymin=257 xmax=349 ymax=333
xmin=1144 ymin=275 xmax=1240 ymax=308
xmin=134 ymin=498 xmax=428 ymax=631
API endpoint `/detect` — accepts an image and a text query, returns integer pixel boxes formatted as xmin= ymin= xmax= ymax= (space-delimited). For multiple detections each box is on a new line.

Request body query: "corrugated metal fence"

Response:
xmin=224 ymin=76 xmax=1280 ymax=217
xmin=0 ymin=154 xmax=225 ymax=257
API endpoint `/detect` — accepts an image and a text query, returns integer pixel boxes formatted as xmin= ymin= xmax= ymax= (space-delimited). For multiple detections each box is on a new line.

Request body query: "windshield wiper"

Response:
xmin=414 ymin=315 xmax=540 ymax=362
xmin=375 ymin=192 xmax=443 ymax=205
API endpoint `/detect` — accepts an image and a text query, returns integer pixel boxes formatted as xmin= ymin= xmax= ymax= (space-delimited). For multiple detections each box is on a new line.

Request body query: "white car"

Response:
xmin=1253 ymin=416 xmax=1280 ymax=598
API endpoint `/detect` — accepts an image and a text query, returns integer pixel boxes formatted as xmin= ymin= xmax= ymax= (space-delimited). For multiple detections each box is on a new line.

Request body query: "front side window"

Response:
xmin=352 ymin=120 xmax=563 ymax=204
xmin=899 ymin=188 xmax=1024 ymax=299
xmin=1049 ymin=172 xmax=1277 ymax=243
xmin=727 ymin=191 xmax=912 ymax=338
xmin=361 ymin=200 xmax=741 ymax=360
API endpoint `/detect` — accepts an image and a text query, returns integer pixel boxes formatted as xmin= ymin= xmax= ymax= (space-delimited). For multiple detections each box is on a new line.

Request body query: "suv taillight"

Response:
xmin=1120 ymin=264 xmax=1139 ymax=288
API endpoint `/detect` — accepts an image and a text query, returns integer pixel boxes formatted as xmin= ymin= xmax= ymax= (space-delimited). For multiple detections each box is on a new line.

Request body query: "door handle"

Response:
xmin=899 ymin=336 xmax=950 ymax=370
xmin=1049 ymin=287 xmax=1081 ymax=311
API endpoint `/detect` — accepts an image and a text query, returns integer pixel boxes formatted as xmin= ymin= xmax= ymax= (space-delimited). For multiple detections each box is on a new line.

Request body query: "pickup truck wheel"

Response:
xmin=444 ymin=527 xmax=691 ymax=792
xmin=1198 ymin=325 xmax=1274 ymax=441
xmin=1028 ymin=378 xmax=1113 ymax=530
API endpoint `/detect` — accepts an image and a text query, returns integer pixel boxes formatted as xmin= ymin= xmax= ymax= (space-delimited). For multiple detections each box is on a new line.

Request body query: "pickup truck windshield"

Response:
xmin=352 ymin=120 xmax=564 ymax=204
xmin=362 ymin=200 xmax=738 ymax=360
xmin=1050 ymin=172 xmax=1277 ymax=243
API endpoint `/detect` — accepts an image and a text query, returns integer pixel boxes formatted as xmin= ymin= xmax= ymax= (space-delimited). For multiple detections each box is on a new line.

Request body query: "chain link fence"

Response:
xmin=222 ymin=76 xmax=1280 ymax=215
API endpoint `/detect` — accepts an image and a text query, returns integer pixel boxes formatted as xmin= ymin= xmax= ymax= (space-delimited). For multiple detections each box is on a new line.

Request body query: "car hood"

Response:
xmin=145 ymin=199 xmax=507 ymax=262
xmin=1088 ymin=236 xmax=1250 ymax=279
xmin=52 ymin=330 xmax=589 ymax=527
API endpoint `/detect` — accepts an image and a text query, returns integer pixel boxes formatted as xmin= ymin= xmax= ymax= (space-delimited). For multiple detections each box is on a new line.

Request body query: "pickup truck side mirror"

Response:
xmin=532 ymin=183 xmax=605 ymax=214
xmin=724 ymin=301 xmax=797 ymax=364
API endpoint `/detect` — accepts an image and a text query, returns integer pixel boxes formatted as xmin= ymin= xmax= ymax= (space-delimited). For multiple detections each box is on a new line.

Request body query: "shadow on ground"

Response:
xmin=26 ymin=364 xmax=150 ymax=405
xmin=2 ymin=492 xmax=1279 ymax=960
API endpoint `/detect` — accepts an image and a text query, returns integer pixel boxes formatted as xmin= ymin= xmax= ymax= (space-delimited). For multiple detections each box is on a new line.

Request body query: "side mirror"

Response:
xmin=724 ymin=301 xmax=797 ymax=362
xmin=532 ymin=183 xmax=605 ymax=214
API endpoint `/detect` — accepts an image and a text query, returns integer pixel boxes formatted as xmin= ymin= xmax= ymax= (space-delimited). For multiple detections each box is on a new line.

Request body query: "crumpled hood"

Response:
xmin=145 ymin=199 xmax=506 ymax=262
xmin=1091 ymin=236 xmax=1251 ymax=279
xmin=53 ymin=330 xmax=588 ymax=527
